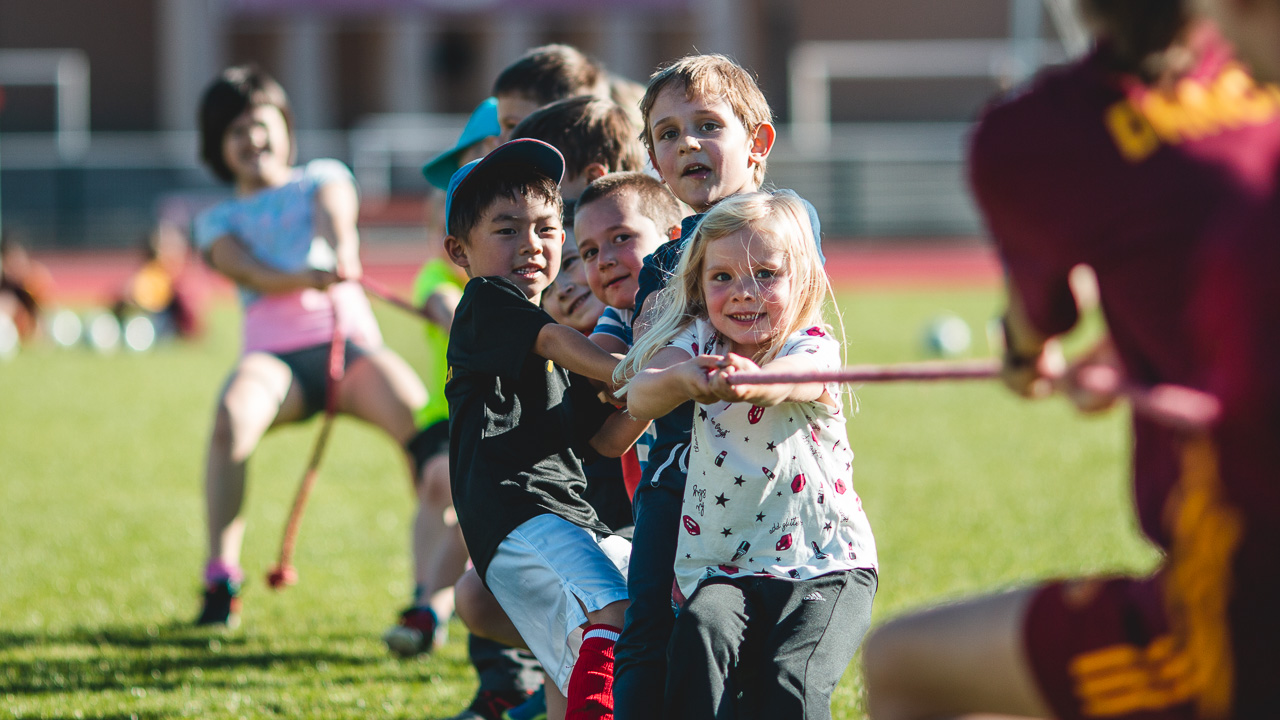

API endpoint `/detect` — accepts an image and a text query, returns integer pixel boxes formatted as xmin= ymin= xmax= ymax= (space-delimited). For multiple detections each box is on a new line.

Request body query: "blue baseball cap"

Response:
xmin=422 ymin=97 xmax=500 ymax=191
xmin=444 ymin=138 xmax=566 ymax=237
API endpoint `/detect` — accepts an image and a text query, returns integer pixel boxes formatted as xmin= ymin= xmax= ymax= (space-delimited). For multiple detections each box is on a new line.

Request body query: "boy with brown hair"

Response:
xmin=493 ymin=44 xmax=611 ymax=140
xmin=443 ymin=138 xmax=630 ymax=720
xmin=574 ymin=172 xmax=684 ymax=354
xmin=511 ymin=95 xmax=647 ymax=201
xmin=612 ymin=53 xmax=829 ymax=720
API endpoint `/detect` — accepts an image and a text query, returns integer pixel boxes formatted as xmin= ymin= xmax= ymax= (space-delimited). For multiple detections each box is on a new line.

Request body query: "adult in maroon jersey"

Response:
xmin=1190 ymin=2 xmax=1280 ymax=715
xmin=862 ymin=2 xmax=1280 ymax=719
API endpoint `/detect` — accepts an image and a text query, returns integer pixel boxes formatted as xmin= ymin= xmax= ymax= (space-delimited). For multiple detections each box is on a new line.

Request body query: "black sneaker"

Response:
xmin=195 ymin=578 xmax=241 ymax=628
xmin=443 ymin=689 xmax=531 ymax=720
xmin=383 ymin=606 xmax=446 ymax=657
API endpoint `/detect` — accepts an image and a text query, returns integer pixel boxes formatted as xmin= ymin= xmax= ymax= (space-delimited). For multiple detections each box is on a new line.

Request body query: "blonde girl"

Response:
xmin=617 ymin=191 xmax=878 ymax=720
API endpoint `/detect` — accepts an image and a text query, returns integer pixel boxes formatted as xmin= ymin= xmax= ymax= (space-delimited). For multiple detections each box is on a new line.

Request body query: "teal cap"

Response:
xmin=423 ymin=97 xmax=500 ymax=190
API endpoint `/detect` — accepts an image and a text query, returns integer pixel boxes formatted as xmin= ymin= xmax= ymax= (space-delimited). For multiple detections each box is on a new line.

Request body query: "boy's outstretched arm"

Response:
xmin=535 ymin=322 xmax=622 ymax=385
xmin=625 ymin=348 xmax=721 ymax=420
xmin=589 ymin=410 xmax=651 ymax=458
xmin=710 ymin=353 xmax=833 ymax=407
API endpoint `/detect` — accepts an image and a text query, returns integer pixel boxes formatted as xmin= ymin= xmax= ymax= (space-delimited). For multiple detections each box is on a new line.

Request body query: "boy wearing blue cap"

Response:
xmin=389 ymin=97 xmax=546 ymax=720
xmin=386 ymin=97 xmax=504 ymax=662
xmin=443 ymin=138 xmax=630 ymax=720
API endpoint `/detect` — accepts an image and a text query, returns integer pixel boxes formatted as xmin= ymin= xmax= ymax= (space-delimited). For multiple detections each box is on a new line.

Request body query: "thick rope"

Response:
xmin=725 ymin=359 xmax=1220 ymax=433
xmin=267 ymin=286 xmax=346 ymax=590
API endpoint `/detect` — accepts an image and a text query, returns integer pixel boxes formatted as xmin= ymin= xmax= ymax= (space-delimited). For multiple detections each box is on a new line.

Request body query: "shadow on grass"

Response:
xmin=0 ymin=622 xmax=396 ymax=696
xmin=24 ymin=716 xmax=169 ymax=720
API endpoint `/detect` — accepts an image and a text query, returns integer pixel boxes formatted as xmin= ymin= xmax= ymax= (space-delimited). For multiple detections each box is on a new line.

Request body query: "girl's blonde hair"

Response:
xmin=616 ymin=191 xmax=837 ymax=386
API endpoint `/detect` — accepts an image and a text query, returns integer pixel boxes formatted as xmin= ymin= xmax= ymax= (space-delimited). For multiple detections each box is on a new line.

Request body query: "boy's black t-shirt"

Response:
xmin=446 ymin=275 xmax=614 ymax=583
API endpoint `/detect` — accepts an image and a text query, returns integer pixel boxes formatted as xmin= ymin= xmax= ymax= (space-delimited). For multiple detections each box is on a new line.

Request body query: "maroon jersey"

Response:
xmin=1194 ymin=179 xmax=1280 ymax=513
xmin=969 ymin=28 xmax=1280 ymax=549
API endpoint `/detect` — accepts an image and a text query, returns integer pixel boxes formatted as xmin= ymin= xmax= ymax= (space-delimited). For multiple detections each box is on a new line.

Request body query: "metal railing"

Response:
xmin=0 ymin=119 xmax=982 ymax=247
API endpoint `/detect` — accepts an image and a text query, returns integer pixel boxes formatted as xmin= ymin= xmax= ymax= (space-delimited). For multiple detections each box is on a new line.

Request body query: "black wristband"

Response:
xmin=1000 ymin=316 xmax=1041 ymax=370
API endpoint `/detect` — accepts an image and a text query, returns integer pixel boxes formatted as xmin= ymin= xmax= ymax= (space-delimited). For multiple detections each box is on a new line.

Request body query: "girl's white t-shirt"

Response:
xmin=194 ymin=159 xmax=381 ymax=355
xmin=669 ymin=319 xmax=878 ymax=600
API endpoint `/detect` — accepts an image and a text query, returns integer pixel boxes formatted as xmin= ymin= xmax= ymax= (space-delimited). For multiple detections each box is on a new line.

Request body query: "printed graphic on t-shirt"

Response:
xmin=669 ymin=320 xmax=877 ymax=598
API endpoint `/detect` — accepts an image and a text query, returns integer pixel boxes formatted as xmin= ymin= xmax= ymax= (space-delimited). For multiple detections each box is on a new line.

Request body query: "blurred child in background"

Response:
xmin=112 ymin=221 xmax=205 ymax=342
xmin=511 ymin=95 xmax=647 ymax=204
xmin=191 ymin=65 xmax=428 ymax=629
xmin=492 ymin=44 xmax=613 ymax=141
xmin=0 ymin=232 xmax=54 ymax=344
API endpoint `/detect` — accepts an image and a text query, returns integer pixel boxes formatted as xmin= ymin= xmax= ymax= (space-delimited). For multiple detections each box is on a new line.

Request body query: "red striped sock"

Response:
xmin=566 ymin=623 xmax=620 ymax=720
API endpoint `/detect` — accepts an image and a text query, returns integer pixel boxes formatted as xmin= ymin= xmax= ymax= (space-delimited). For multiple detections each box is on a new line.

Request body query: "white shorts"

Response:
xmin=486 ymin=513 xmax=631 ymax=693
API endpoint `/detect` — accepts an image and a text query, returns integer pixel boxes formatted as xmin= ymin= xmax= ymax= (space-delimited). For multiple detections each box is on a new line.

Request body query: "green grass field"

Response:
xmin=0 ymin=288 xmax=1160 ymax=719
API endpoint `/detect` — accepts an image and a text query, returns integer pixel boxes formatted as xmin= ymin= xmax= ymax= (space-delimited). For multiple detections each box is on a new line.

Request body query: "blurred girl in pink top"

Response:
xmin=191 ymin=65 xmax=427 ymax=628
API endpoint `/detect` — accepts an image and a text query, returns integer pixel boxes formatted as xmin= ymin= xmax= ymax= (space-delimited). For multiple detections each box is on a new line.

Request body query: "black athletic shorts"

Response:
xmin=407 ymin=419 xmax=450 ymax=478
xmin=274 ymin=340 xmax=367 ymax=418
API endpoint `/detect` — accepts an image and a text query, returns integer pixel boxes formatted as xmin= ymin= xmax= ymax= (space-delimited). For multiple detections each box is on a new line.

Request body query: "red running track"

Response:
xmin=33 ymin=239 xmax=1002 ymax=306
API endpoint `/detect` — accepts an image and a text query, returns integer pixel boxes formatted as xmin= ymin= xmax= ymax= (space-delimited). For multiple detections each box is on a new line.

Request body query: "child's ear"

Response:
xmin=444 ymin=234 xmax=471 ymax=270
xmin=748 ymin=121 xmax=776 ymax=166
xmin=648 ymin=150 xmax=665 ymax=182
xmin=583 ymin=162 xmax=608 ymax=184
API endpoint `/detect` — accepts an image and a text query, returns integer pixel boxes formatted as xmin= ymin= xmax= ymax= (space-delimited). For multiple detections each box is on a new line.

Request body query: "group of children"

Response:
xmin=190 ymin=4 xmax=1280 ymax=718
xmin=433 ymin=49 xmax=878 ymax=719
xmin=191 ymin=42 xmax=877 ymax=720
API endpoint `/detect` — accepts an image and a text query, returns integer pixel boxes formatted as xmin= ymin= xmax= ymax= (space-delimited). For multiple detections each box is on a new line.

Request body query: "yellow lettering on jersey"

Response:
xmin=1165 ymin=436 xmax=1241 ymax=720
xmin=1104 ymin=64 xmax=1280 ymax=162
xmin=1069 ymin=636 xmax=1197 ymax=716
xmin=1106 ymin=102 xmax=1161 ymax=162
xmin=1067 ymin=436 xmax=1241 ymax=719
xmin=445 ymin=366 xmax=452 ymax=383
xmin=546 ymin=359 xmax=555 ymax=373
xmin=1142 ymin=92 xmax=1190 ymax=144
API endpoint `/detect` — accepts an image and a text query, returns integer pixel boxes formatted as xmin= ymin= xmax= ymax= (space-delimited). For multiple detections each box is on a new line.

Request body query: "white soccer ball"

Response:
xmin=49 ymin=309 xmax=83 ymax=348
xmin=924 ymin=314 xmax=972 ymax=357
xmin=123 ymin=315 xmax=157 ymax=352
xmin=84 ymin=312 xmax=121 ymax=353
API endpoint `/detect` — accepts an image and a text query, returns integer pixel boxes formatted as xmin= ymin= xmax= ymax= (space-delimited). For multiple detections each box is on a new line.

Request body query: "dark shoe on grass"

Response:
xmin=502 ymin=685 xmax=547 ymax=720
xmin=384 ymin=605 xmax=447 ymax=657
xmin=443 ymin=689 xmax=530 ymax=720
xmin=195 ymin=578 xmax=241 ymax=628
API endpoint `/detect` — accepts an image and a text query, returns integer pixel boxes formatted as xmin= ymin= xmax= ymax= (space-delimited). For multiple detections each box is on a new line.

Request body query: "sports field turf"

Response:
xmin=0 ymin=288 xmax=1159 ymax=719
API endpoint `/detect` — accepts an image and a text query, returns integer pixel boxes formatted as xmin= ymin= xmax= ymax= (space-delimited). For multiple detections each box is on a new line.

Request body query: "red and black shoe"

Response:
xmin=382 ymin=606 xmax=445 ymax=657
xmin=443 ymin=689 xmax=532 ymax=720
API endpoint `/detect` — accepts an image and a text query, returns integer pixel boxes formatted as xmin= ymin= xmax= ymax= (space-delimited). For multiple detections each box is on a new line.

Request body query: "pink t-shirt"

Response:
xmin=241 ymin=281 xmax=381 ymax=354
